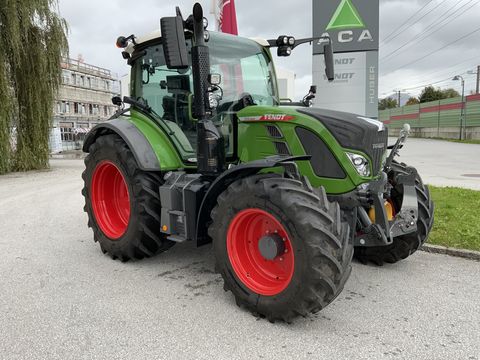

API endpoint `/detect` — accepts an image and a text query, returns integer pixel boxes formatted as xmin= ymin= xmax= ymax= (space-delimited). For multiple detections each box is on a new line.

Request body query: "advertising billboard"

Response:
xmin=312 ymin=0 xmax=379 ymax=118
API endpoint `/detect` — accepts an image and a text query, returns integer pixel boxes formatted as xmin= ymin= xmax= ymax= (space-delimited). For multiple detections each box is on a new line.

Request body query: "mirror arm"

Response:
xmin=266 ymin=36 xmax=332 ymax=49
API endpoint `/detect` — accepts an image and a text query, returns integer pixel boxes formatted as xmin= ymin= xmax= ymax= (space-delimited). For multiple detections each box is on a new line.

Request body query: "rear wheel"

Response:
xmin=82 ymin=134 xmax=174 ymax=261
xmin=209 ymin=175 xmax=353 ymax=322
xmin=354 ymin=162 xmax=434 ymax=265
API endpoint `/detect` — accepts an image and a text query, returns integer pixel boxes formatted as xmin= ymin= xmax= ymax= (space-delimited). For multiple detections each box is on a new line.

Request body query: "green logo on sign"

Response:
xmin=326 ymin=0 xmax=365 ymax=30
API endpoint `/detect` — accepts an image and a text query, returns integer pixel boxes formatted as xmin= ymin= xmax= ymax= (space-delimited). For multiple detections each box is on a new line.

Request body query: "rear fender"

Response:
xmin=83 ymin=118 xmax=182 ymax=171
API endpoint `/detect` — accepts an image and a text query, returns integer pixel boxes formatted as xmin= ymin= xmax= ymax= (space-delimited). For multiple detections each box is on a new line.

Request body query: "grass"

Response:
xmin=427 ymin=137 xmax=480 ymax=145
xmin=447 ymin=139 xmax=480 ymax=145
xmin=427 ymin=186 xmax=480 ymax=251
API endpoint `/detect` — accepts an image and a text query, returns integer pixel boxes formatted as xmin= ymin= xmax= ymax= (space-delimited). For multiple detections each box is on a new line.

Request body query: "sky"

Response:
xmin=57 ymin=0 xmax=480 ymax=101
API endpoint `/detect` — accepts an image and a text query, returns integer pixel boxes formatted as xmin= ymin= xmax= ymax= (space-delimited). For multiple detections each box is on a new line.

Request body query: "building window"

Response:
xmin=81 ymin=104 xmax=86 ymax=115
xmin=89 ymin=104 xmax=93 ymax=115
xmin=74 ymin=102 xmax=79 ymax=114
xmin=62 ymin=70 xmax=70 ymax=85
xmin=65 ymin=102 xmax=70 ymax=114
xmin=71 ymin=73 xmax=76 ymax=85
xmin=87 ymin=77 xmax=91 ymax=88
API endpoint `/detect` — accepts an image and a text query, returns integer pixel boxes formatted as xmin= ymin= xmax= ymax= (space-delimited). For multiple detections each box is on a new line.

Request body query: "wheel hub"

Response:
xmin=90 ymin=161 xmax=131 ymax=239
xmin=226 ymin=208 xmax=294 ymax=296
xmin=258 ymin=234 xmax=285 ymax=260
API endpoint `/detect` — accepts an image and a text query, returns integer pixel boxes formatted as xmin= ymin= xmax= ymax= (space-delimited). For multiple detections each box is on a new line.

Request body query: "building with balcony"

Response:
xmin=50 ymin=58 xmax=120 ymax=152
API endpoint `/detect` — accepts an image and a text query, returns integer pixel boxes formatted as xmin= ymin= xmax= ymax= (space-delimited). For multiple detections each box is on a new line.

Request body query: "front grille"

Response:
xmin=266 ymin=124 xmax=283 ymax=138
xmin=274 ymin=141 xmax=291 ymax=155
xmin=370 ymin=129 xmax=388 ymax=175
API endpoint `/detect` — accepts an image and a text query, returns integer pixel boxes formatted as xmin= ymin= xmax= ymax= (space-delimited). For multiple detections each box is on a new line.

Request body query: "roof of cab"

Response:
xmin=134 ymin=29 xmax=269 ymax=47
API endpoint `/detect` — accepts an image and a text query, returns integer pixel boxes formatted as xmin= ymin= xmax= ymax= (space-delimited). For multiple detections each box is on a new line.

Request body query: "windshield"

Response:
xmin=131 ymin=32 xmax=279 ymax=159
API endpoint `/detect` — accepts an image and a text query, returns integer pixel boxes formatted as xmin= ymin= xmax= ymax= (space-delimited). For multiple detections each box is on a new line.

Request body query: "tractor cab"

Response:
xmin=128 ymin=32 xmax=279 ymax=161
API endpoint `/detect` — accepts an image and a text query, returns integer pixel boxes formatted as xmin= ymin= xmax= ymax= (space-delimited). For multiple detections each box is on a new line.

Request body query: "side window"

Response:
xmin=240 ymin=54 xmax=275 ymax=106
xmin=135 ymin=46 xmax=196 ymax=153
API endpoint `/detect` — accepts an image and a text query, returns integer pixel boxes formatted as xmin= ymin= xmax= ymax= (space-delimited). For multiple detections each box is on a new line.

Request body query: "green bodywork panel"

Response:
xmin=237 ymin=105 xmax=375 ymax=194
xmin=125 ymin=105 xmax=377 ymax=194
xmin=126 ymin=109 xmax=195 ymax=171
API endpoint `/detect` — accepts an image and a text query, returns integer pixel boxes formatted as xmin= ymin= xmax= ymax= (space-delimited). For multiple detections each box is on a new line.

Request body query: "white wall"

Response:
xmin=120 ymin=72 xmax=130 ymax=98
xmin=276 ymin=67 xmax=295 ymax=101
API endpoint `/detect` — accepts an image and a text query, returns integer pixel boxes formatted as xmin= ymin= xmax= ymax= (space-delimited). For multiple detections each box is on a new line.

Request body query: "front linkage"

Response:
xmin=331 ymin=125 xmax=427 ymax=251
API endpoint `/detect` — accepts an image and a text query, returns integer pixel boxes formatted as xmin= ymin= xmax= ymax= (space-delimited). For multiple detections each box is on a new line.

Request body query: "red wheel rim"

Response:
xmin=226 ymin=208 xmax=294 ymax=296
xmin=91 ymin=161 xmax=131 ymax=239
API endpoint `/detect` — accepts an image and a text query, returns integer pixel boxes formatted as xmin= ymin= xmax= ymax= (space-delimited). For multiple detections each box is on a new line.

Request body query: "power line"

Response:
xmin=402 ymin=76 xmax=456 ymax=91
xmin=388 ymin=70 xmax=477 ymax=94
xmin=381 ymin=0 xmax=437 ymax=44
xmin=387 ymin=25 xmax=480 ymax=73
xmin=389 ymin=56 xmax=480 ymax=89
xmin=381 ymin=0 xmax=480 ymax=61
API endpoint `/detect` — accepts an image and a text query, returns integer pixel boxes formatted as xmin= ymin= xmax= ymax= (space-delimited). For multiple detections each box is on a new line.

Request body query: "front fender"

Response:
xmin=195 ymin=155 xmax=310 ymax=246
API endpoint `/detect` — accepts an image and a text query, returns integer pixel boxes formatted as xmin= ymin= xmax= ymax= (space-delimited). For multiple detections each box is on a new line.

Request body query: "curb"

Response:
xmin=420 ymin=244 xmax=480 ymax=261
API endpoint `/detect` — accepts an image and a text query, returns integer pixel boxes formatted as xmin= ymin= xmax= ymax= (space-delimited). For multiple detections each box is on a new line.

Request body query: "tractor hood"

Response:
xmin=297 ymin=108 xmax=388 ymax=175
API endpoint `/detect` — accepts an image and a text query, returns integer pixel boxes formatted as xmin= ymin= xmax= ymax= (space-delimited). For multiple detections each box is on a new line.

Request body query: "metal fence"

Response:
xmin=49 ymin=119 xmax=99 ymax=153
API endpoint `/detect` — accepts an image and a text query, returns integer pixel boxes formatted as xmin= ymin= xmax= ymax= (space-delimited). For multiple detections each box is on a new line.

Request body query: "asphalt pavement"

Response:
xmin=389 ymin=137 xmax=480 ymax=190
xmin=0 ymin=155 xmax=479 ymax=360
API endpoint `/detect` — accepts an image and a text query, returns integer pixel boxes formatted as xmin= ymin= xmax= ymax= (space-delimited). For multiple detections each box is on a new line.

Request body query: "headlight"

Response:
xmin=347 ymin=152 xmax=371 ymax=177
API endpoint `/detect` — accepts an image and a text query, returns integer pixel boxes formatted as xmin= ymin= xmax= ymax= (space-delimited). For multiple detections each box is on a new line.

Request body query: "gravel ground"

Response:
xmin=388 ymin=137 xmax=480 ymax=190
xmin=0 ymin=159 xmax=479 ymax=360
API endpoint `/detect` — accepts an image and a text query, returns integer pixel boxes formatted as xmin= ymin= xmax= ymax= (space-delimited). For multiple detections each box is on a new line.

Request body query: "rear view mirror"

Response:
xmin=160 ymin=12 xmax=189 ymax=69
xmin=323 ymin=41 xmax=334 ymax=82
xmin=111 ymin=96 xmax=122 ymax=106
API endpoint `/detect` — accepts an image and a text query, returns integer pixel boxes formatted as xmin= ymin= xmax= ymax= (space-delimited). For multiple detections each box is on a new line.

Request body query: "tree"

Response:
xmin=406 ymin=97 xmax=420 ymax=105
xmin=419 ymin=86 xmax=461 ymax=103
xmin=0 ymin=0 xmax=68 ymax=174
xmin=441 ymin=88 xmax=460 ymax=99
xmin=419 ymin=86 xmax=443 ymax=103
xmin=378 ymin=98 xmax=398 ymax=110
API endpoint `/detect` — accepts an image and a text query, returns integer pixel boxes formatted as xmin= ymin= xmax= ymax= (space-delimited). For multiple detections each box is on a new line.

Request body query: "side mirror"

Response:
xmin=160 ymin=8 xmax=189 ymax=69
xmin=323 ymin=41 xmax=334 ymax=82
xmin=112 ymin=96 xmax=122 ymax=106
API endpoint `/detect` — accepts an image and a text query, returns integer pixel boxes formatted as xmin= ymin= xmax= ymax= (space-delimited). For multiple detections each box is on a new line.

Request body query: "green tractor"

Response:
xmin=82 ymin=4 xmax=434 ymax=322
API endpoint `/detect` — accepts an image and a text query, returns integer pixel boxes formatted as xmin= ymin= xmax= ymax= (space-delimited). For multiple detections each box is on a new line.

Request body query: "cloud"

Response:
xmin=58 ymin=0 xmax=480 ymax=100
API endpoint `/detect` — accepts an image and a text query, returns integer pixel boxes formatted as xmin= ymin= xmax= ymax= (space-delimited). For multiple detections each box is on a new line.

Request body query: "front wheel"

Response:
xmin=354 ymin=162 xmax=434 ymax=265
xmin=209 ymin=175 xmax=353 ymax=322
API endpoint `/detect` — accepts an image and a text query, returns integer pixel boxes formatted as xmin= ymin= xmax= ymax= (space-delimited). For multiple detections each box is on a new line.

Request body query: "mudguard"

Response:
xmin=83 ymin=118 xmax=161 ymax=171
xmin=195 ymin=155 xmax=311 ymax=246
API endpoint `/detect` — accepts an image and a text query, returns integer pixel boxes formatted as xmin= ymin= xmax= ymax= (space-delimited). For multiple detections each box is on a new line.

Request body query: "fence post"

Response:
xmin=437 ymin=100 xmax=440 ymax=137
xmin=464 ymin=96 xmax=468 ymax=139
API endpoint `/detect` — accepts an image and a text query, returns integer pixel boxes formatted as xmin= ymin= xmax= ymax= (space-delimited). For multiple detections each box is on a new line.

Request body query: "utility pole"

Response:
xmin=453 ymin=75 xmax=465 ymax=140
xmin=393 ymin=89 xmax=402 ymax=107
xmin=477 ymin=65 xmax=480 ymax=94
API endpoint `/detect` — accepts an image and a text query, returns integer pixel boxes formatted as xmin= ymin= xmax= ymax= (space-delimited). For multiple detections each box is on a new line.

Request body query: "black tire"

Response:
xmin=354 ymin=162 xmax=434 ymax=265
xmin=82 ymin=134 xmax=174 ymax=261
xmin=208 ymin=175 xmax=353 ymax=322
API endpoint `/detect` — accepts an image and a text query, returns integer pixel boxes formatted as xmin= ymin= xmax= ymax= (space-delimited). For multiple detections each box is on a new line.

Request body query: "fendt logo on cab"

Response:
xmin=239 ymin=114 xmax=295 ymax=122
xmin=260 ymin=114 xmax=295 ymax=121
